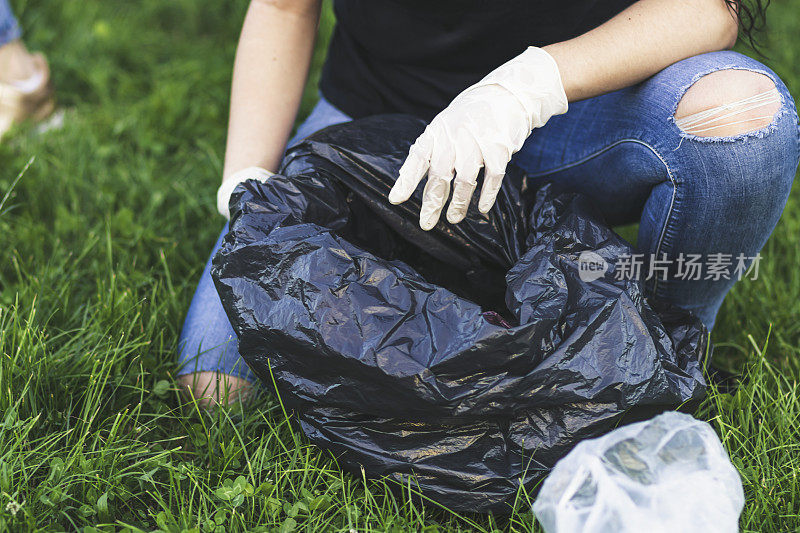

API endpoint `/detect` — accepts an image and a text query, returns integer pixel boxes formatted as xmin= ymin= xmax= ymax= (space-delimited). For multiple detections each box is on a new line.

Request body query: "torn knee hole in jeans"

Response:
xmin=673 ymin=70 xmax=783 ymax=141
xmin=675 ymin=88 xmax=781 ymax=137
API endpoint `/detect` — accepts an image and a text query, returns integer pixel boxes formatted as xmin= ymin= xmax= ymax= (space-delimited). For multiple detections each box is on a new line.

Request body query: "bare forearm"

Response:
xmin=544 ymin=0 xmax=739 ymax=102
xmin=222 ymin=0 xmax=321 ymax=181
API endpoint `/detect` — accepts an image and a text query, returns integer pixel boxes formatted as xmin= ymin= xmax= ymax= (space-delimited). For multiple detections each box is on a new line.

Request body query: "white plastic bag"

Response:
xmin=532 ymin=412 xmax=744 ymax=533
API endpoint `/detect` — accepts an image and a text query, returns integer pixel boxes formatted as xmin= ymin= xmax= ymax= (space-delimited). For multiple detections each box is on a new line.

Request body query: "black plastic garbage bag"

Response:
xmin=211 ymin=115 xmax=708 ymax=513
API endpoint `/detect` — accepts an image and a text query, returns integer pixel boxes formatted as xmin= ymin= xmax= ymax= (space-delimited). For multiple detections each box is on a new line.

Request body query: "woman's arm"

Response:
xmin=222 ymin=0 xmax=322 ymax=182
xmin=545 ymin=0 xmax=738 ymax=102
xmin=390 ymin=0 xmax=740 ymax=229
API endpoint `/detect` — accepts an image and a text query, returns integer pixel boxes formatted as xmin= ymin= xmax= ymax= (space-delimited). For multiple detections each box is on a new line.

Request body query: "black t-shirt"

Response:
xmin=319 ymin=0 xmax=636 ymax=121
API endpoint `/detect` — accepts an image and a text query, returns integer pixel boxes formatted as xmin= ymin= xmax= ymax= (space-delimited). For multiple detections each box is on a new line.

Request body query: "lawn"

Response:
xmin=1 ymin=1 xmax=799 ymax=531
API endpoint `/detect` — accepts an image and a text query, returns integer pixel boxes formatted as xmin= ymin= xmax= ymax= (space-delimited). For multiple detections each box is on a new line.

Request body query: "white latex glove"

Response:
xmin=388 ymin=47 xmax=568 ymax=230
xmin=216 ymin=166 xmax=274 ymax=219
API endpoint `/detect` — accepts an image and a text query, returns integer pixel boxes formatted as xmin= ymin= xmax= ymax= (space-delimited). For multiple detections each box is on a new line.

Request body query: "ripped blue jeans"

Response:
xmin=178 ymin=51 xmax=799 ymax=382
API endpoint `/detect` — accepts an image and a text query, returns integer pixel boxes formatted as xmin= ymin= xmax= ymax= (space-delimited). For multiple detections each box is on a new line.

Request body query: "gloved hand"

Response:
xmin=388 ymin=47 xmax=568 ymax=230
xmin=216 ymin=166 xmax=274 ymax=219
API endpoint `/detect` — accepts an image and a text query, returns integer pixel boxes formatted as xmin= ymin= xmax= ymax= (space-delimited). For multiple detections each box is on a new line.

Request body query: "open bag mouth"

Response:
xmin=211 ymin=114 xmax=708 ymax=513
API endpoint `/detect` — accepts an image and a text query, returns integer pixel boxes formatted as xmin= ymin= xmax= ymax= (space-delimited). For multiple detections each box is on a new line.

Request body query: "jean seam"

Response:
xmin=524 ymin=138 xmax=678 ymax=297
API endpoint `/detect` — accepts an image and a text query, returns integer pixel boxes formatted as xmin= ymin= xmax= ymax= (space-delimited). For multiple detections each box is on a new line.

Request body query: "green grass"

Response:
xmin=1 ymin=0 xmax=799 ymax=531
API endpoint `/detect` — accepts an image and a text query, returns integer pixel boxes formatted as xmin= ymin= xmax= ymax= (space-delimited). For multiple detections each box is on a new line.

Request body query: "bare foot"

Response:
xmin=178 ymin=371 xmax=253 ymax=407
xmin=0 ymin=39 xmax=39 ymax=84
xmin=0 ymin=40 xmax=55 ymax=139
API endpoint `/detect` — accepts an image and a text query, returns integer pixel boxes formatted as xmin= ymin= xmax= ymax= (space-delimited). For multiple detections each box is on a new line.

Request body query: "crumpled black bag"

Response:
xmin=211 ymin=115 xmax=708 ymax=513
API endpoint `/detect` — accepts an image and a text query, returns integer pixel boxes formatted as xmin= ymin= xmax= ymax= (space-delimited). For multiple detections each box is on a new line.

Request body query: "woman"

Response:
xmin=179 ymin=0 xmax=799 ymax=404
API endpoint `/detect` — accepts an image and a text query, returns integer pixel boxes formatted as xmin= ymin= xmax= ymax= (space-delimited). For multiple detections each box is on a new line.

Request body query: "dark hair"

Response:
xmin=727 ymin=0 xmax=770 ymax=51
